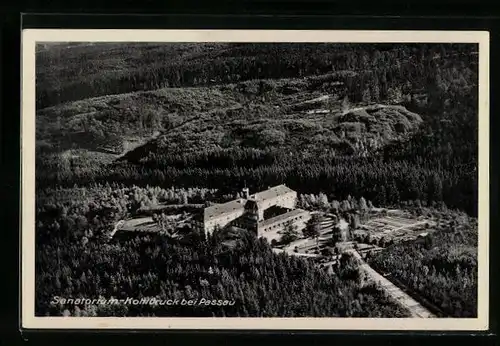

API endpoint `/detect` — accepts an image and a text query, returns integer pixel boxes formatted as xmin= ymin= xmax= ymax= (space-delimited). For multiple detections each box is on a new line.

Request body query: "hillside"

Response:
xmin=36 ymin=43 xmax=478 ymax=215
xmin=36 ymin=42 xmax=477 ymax=110
xmin=37 ymin=76 xmax=422 ymax=158
xmin=36 ymin=42 xmax=230 ymax=108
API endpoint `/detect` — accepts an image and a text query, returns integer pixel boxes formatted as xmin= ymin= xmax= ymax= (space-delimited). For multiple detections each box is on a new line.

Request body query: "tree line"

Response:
xmin=36 ymin=43 xmax=476 ymax=109
xmin=35 ymin=152 xmax=477 ymax=216
xmin=35 ymin=43 xmax=478 ymax=215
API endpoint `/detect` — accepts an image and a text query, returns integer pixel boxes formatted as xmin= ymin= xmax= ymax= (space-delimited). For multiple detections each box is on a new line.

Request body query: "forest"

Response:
xmin=35 ymin=185 xmax=409 ymax=317
xmin=367 ymin=211 xmax=478 ymax=317
xmin=35 ymin=42 xmax=479 ymax=317
xmin=36 ymin=43 xmax=476 ymax=110
xmin=36 ymin=43 xmax=478 ymax=215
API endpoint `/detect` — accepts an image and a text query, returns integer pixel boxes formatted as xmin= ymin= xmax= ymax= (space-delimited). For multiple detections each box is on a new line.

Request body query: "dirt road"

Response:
xmin=273 ymin=244 xmax=435 ymax=317
xmin=272 ymin=248 xmax=319 ymax=258
xmin=347 ymin=249 xmax=436 ymax=318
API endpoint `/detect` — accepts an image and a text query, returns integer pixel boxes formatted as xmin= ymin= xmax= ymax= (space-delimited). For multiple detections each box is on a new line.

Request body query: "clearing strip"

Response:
xmin=347 ymin=249 xmax=436 ymax=318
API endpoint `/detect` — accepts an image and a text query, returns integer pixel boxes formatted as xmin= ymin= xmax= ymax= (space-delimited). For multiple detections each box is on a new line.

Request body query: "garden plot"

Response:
xmin=119 ymin=217 xmax=159 ymax=233
xmin=358 ymin=214 xmax=436 ymax=241
xmin=117 ymin=213 xmax=193 ymax=234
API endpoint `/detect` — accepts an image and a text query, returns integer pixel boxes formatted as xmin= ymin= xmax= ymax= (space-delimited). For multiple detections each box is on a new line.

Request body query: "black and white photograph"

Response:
xmin=21 ymin=30 xmax=489 ymax=330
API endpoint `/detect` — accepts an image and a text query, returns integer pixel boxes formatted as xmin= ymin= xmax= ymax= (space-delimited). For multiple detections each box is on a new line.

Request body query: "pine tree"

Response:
xmin=362 ymin=88 xmax=371 ymax=104
xmin=359 ymin=197 xmax=368 ymax=212
xmin=303 ymin=213 xmax=323 ymax=249
xmin=371 ymin=83 xmax=380 ymax=103
xmin=280 ymin=221 xmax=300 ymax=245
xmin=341 ymin=95 xmax=350 ymax=114
xmin=318 ymin=193 xmax=329 ymax=209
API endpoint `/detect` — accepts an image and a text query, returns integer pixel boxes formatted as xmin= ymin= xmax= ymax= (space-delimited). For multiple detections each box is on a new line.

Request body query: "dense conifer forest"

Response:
xmin=35 ymin=42 xmax=479 ymax=317
xmin=35 ymin=185 xmax=409 ymax=317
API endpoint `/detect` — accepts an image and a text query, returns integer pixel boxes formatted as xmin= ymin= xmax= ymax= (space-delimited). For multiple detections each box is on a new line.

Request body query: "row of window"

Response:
xmin=262 ymin=214 xmax=305 ymax=232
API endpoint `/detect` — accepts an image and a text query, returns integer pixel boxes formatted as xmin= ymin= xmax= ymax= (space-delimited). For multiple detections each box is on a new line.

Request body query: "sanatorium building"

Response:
xmin=194 ymin=184 xmax=311 ymax=241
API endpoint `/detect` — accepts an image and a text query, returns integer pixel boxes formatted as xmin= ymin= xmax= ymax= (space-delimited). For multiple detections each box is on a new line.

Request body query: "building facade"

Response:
xmin=195 ymin=184 xmax=311 ymax=241
xmin=257 ymin=208 xmax=311 ymax=242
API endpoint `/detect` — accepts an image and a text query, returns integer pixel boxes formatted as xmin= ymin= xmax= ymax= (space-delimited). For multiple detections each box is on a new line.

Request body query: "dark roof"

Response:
xmin=252 ymin=184 xmax=295 ymax=202
xmin=244 ymin=199 xmax=259 ymax=211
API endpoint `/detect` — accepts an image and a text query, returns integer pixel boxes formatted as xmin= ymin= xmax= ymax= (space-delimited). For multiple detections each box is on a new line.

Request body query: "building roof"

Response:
xmin=204 ymin=199 xmax=245 ymax=220
xmin=203 ymin=185 xmax=296 ymax=221
xmin=259 ymin=208 xmax=309 ymax=228
xmin=251 ymin=184 xmax=295 ymax=202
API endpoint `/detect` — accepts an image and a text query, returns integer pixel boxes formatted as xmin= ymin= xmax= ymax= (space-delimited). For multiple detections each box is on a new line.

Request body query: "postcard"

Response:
xmin=21 ymin=29 xmax=489 ymax=330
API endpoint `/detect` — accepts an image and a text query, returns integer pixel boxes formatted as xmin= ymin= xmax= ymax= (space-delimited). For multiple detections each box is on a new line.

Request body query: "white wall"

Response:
xmin=258 ymin=211 xmax=311 ymax=242
xmin=204 ymin=208 xmax=246 ymax=234
xmin=257 ymin=192 xmax=297 ymax=220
